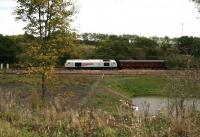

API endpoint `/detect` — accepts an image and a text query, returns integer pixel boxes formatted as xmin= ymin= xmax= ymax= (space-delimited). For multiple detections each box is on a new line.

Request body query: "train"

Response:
xmin=64 ymin=59 xmax=167 ymax=69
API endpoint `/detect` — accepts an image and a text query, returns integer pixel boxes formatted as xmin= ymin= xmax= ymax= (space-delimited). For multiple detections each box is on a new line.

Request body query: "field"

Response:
xmin=0 ymin=73 xmax=200 ymax=136
xmin=0 ymin=74 xmax=170 ymax=111
xmin=104 ymin=76 xmax=168 ymax=97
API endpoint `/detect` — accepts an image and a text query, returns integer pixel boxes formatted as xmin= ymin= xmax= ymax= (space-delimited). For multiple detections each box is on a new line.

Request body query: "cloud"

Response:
xmin=74 ymin=0 xmax=200 ymax=37
xmin=0 ymin=0 xmax=200 ymax=37
xmin=0 ymin=6 xmax=13 ymax=10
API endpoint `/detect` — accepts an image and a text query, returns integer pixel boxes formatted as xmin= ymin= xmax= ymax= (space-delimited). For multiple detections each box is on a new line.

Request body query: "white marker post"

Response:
xmin=0 ymin=63 xmax=3 ymax=70
xmin=6 ymin=63 xmax=9 ymax=70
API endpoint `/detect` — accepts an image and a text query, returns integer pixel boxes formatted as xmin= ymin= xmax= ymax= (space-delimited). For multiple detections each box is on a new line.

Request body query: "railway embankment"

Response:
xmin=1 ymin=69 xmax=199 ymax=76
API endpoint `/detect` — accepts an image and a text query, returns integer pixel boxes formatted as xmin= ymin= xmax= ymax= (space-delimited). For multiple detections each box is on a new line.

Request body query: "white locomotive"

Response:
xmin=64 ymin=59 xmax=118 ymax=69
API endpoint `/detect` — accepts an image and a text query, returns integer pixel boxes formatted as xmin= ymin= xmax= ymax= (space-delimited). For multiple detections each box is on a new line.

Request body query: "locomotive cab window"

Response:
xmin=75 ymin=63 xmax=81 ymax=67
xmin=104 ymin=63 xmax=109 ymax=66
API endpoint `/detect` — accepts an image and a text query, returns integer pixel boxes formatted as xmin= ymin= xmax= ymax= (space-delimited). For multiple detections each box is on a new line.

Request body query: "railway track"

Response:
xmin=0 ymin=69 xmax=196 ymax=76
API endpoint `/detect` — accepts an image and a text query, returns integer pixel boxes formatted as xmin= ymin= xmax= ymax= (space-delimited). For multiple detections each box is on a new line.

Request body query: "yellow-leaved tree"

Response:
xmin=14 ymin=0 xmax=76 ymax=99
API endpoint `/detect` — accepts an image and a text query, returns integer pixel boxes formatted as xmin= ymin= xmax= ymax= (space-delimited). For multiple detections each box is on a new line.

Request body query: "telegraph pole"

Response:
xmin=181 ymin=22 xmax=184 ymax=37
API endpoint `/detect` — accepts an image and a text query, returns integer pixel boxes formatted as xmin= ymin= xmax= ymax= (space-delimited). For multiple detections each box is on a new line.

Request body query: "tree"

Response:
xmin=177 ymin=36 xmax=194 ymax=55
xmin=176 ymin=36 xmax=200 ymax=57
xmin=191 ymin=37 xmax=200 ymax=57
xmin=192 ymin=0 xmax=200 ymax=6
xmin=96 ymin=36 xmax=132 ymax=59
xmin=14 ymin=0 xmax=75 ymax=99
xmin=132 ymin=37 xmax=159 ymax=59
xmin=0 ymin=34 xmax=18 ymax=64
xmin=154 ymin=36 xmax=177 ymax=58
xmin=192 ymin=0 xmax=200 ymax=56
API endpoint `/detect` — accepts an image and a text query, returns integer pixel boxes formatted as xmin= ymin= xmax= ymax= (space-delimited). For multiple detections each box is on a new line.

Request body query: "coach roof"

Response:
xmin=66 ymin=59 xmax=116 ymax=63
xmin=118 ymin=60 xmax=165 ymax=63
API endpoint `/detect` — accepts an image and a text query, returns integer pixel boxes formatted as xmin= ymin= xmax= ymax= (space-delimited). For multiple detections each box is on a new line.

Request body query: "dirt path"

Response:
xmin=79 ymin=73 xmax=131 ymax=104
xmin=105 ymin=87 xmax=132 ymax=102
xmin=79 ymin=72 xmax=139 ymax=106
xmin=79 ymin=74 xmax=105 ymax=106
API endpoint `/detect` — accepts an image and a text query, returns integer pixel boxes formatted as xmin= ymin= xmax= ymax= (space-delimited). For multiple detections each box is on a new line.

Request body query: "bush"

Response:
xmin=166 ymin=54 xmax=192 ymax=69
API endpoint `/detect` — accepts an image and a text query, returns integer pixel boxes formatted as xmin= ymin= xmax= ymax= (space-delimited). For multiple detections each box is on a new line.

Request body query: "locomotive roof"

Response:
xmin=66 ymin=59 xmax=116 ymax=63
xmin=118 ymin=60 xmax=165 ymax=63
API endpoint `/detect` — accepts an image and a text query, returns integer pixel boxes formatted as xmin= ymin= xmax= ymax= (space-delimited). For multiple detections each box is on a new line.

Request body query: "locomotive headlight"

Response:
xmin=65 ymin=63 xmax=70 ymax=67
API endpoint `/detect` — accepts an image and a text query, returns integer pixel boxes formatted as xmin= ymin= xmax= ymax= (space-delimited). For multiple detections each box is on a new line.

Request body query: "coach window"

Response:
xmin=75 ymin=63 xmax=81 ymax=67
xmin=104 ymin=63 xmax=109 ymax=66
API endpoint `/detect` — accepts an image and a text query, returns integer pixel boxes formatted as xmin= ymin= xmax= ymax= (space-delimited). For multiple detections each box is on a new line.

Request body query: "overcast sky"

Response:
xmin=0 ymin=0 xmax=200 ymax=37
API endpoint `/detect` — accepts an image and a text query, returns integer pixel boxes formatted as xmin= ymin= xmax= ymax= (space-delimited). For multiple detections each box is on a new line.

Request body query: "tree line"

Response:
xmin=1 ymin=33 xmax=200 ymax=69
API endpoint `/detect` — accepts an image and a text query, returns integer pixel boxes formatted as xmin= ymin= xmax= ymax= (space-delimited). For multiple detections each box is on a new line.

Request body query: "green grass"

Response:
xmin=0 ymin=74 xmax=40 ymax=84
xmin=87 ymin=91 xmax=121 ymax=114
xmin=104 ymin=76 xmax=168 ymax=97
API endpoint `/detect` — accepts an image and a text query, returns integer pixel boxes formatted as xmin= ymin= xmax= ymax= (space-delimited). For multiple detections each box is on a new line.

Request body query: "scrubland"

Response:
xmin=0 ymin=73 xmax=200 ymax=137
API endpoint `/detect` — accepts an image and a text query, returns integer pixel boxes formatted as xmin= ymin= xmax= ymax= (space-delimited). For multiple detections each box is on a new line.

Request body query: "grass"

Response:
xmin=104 ymin=76 xmax=168 ymax=98
xmin=0 ymin=90 xmax=199 ymax=137
xmin=86 ymin=91 xmax=121 ymax=114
